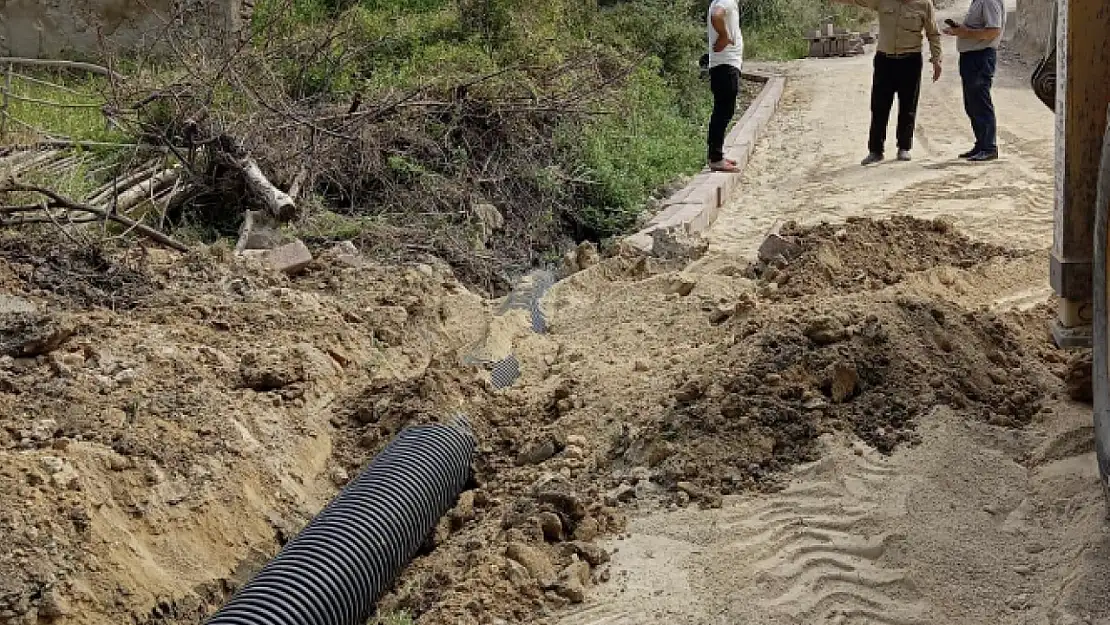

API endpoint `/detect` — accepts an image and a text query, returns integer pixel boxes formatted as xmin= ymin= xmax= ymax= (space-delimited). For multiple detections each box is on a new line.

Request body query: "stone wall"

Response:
xmin=0 ymin=0 xmax=250 ymax=59
xmin=1013 ymin=0 xmax=1055 ymax=60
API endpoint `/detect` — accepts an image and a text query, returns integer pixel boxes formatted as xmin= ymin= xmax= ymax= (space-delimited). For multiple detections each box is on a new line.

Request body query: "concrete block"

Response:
xmin=711 ymin=168 xmax=742 ymax=200
xmin=667 ymin=185 xmax=696 ymax=204
xmin=621 ymin=71 xmax=786 ymax=256
xmin=728 ymin=109 xmax=758 ymax=142
xmin=648 ymin=202 xmax=689 ymax=226
xmin=326 ymin=240 xmax=364 ymax=267
xmin=676 ymin=202 xmax=713 ymax=235
xmin=1056 ymin=296 xmax=1093 ymax=327
xmin=669 ymin=184 xmax=710 ymax=219
xmin=724 ymin=143 xmax=753 ymax=168
xmin=263 ymin=240 xmax=313 ymax=275
xmin=623 ymin=232 xmax=655 ymax=253
xmin=1051 ymin=321 xmax=1092 ymax=349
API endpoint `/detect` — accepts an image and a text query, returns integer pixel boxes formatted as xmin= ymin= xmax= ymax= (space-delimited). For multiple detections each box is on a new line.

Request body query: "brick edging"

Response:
xmin=624 ymin=69 xmax=787 ymax=253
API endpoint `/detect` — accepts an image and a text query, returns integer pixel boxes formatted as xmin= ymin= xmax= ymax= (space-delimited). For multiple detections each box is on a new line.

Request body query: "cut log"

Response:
xmin=235 ymin=156 xmax=297 ymax=221
xmin=0 ymin=181 xmax=188 ymax=252
xmin=106 ymin=167 xmax=182 ymax=215
xmin=234 ymin=210 xmax=256 ymax=254
xmin=85 ymin=161 xmax=160 ymax=206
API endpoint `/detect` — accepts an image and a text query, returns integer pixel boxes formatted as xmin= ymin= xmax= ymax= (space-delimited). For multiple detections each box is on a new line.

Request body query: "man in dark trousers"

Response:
xmin=834 ymin=0 xmax=943 ymax=165
xmin=945 ymin=0 xmax=1005 ymax=161
xmin=706 ymin=0 xmax=744 ymax=173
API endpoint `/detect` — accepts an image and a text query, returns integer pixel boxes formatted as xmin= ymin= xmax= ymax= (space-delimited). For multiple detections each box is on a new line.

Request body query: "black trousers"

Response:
xmin=868 ymin=52 xmax=923 ymax=155
xmin=959 ymin=48 xmax=998 ymax=153
xmin=708 ymin=64 xmax=741 ymax=163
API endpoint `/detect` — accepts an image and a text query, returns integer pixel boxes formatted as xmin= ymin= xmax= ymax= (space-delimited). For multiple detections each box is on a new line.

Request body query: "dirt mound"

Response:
xmin=1065 ymin=349 xmax=1093 ymax=403
xmin=0 ymin=232 xmax=158 ymax=310
xmin=609 ymin=290 xmax=1055 ymax=497
xmin=0 ymin=216 xmax=1069 ymax=625
xmin=0 ymin=235 xmax=492 ymax=625
xmin=748 ymin=216 xmax=1029 ymax=299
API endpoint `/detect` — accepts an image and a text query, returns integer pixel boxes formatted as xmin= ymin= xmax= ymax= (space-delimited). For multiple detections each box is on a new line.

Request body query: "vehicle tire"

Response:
xmin=1090 ymin=105 xmax=1110 ymax=517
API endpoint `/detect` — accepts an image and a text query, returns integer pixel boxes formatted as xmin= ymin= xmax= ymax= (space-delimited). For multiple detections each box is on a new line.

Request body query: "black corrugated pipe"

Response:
xmin=206 ymin=418 xmax=476 ymax=625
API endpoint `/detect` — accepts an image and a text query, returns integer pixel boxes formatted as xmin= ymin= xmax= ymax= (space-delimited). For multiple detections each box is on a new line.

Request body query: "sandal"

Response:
xmin=709 ymin=160 xmax=741 ymax=173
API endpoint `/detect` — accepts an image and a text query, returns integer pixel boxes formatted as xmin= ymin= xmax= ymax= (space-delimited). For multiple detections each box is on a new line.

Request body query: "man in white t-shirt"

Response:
xmin=706 ymin=0 xmax=744 ymax=172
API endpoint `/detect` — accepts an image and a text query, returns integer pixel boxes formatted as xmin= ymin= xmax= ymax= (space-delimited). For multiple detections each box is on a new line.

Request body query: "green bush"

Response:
xmin=561 ymin=60 xmax=711 ymax=237
xmin=244 ymin=0 xmax=870 ymax=263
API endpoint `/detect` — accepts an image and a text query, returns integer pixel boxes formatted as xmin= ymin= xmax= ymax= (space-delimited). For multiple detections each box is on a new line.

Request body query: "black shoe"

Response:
xmin=959 ymin=148 xmax=979 ymax=159
xmin=861 ymin=152 xmax=884 ymax=166
xmin=967 ymin=150 xmax=998 ymax=162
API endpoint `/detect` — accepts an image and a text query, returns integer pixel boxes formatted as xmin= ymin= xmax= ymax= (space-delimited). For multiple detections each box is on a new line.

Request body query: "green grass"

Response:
xmin=562 ymin=61 xmax=713 ymax=235
xmin=248 ymin=0 xmax=870 ymax=240
xmin=2 ymin=72 xmax=124 ymax=143
xmin=744 ymin=25 xmax=814 ymax=60
xmin=19 ymin=156 xmax=102 ymax=200
xmin=298 ymin=210 xmax=385 ymax=241
xmin=0 ymin=0 xmax=871 ymax=252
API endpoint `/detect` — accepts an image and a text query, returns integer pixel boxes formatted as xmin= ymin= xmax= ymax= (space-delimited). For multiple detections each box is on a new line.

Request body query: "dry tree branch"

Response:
xmin=0 ymin=57 xmax=123 ymax=80
xmin=0 ymin=203 xmax=44 ymax=214
xmin=1 ymin=92 xmax=105 ymax=109
xmin=1 ymin=213 xmax=98 ymax=226
xmin=0 ymin=179 xmax=189 ymax=252
xmin=8 ymin=72 xmax=91 ymax=96
xmin=42 ymin=200 xmax=87 ymax=247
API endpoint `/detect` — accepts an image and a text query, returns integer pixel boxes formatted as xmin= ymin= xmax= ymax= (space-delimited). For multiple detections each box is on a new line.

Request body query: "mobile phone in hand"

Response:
xmin=944 ymin=18 xmax=959 ymax=28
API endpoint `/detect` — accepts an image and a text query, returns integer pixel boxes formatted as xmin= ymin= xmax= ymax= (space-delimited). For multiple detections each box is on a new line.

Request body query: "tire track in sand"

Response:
xmin=719 ymin=451 xmax=927 ymax=625
xmin=556 ymin=444 xmax=925 ymax=625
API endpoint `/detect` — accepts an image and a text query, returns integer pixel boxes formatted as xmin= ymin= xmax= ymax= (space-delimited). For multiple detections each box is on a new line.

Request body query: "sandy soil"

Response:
xmin=0 ymin=3 xmax=1102 ymax=624
xmin=536 ymin=5 xmax=1110 ymax=625
xmin=557 ymin=402 xmax=1110 ymax=625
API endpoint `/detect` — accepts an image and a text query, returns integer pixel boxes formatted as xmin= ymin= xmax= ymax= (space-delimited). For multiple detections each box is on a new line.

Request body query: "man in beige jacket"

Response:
xmin=833 ymin=0 xmax=944 ymax=165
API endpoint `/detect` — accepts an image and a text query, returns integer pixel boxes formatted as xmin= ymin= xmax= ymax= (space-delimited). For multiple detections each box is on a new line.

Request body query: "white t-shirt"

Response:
xmin=707 ymin=0 xmax=744 ymax=70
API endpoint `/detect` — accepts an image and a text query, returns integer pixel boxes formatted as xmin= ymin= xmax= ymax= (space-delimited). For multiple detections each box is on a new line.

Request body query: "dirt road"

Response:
xmin=698 ymin=0 xmax=1055 ymax=266
xmin=0 ymin=4 xmax=1098 ymax=624
xmin=546 ymin=5 xmax=1110 ymax=625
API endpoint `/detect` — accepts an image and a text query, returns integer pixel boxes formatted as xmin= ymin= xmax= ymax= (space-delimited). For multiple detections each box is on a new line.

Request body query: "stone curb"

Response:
xmin=624 ymin=69 xmax=787 ymax=254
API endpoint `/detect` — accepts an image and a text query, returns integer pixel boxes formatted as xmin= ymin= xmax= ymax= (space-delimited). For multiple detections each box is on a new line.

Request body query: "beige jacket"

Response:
xmin=853 ymin=0 xmax=943 ymax=63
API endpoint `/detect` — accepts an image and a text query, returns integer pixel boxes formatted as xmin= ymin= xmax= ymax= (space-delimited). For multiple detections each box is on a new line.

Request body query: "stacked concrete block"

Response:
xmin=805 ymin=23 xmax=868 ymax=58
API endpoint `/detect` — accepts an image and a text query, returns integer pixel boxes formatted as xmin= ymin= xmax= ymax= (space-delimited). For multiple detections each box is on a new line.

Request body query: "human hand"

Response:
xmin=713 ymin=37 xmax=731 ymax=52
xmin=943 ymin=25 xmax=968 ymax=37
xmin=931 ymin=60 xmax=942 ymax=82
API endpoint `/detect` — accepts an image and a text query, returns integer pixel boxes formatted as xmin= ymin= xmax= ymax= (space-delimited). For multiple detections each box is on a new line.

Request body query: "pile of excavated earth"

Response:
xmin=0 ymin=216 xmax=1073 ymax=625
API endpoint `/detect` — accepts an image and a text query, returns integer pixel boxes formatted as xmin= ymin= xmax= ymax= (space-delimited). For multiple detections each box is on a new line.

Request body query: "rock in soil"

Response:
xmin=827 ymin=362 xmax=860 ymax=403
xmin=537 ymin=512 xmax=564 ymax=541
xmin=505 ymin=542 xmax=556 ymax=587
xmin=0 ymin=304 xmax=73 ymax=358
xmin=555 ymin=560 xmax=591 ymax=603
xmin=805 ymin=315 xmax=848 ymax=345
